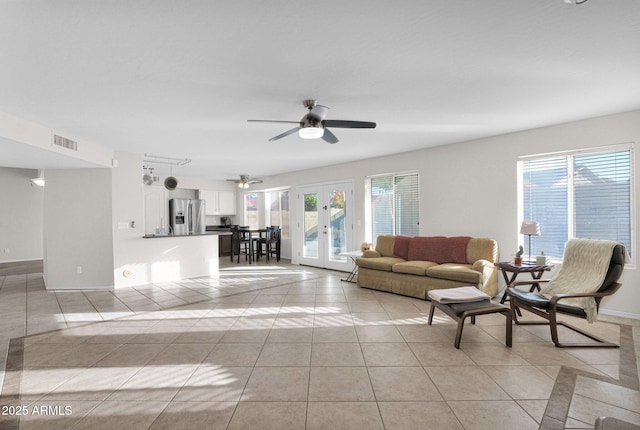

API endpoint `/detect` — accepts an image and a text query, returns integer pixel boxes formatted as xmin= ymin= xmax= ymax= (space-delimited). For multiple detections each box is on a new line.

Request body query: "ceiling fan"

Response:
xmin=227 ymin=174 xmax=263 ymax=189
xmin=248 ymin=100 xmax=376 ymax=144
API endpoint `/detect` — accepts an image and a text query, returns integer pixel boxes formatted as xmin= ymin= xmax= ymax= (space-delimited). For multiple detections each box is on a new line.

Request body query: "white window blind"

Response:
xmin=370 ymin=173 xmax=419 ymax=243
xmin=266 ymin=190 xmax=289 ymax=239
xmin=521 ymin=148 xmax=632 ymax=260
xmin=244 ymin=192 xmax=259 ymax=229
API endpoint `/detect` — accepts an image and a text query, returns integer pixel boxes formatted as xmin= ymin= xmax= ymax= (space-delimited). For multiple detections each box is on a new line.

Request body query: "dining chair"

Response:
xmin=253 ymin=228 xmax=271 ymax=261
xmin=230 ymin=226 xmax=253 ymax=264
xmin=266 ymin=226 xmax=281 ymax=262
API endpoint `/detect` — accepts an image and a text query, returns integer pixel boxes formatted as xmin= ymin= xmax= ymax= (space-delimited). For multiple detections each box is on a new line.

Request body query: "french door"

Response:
xmin=297 ymin=181 xmax=354 ymax=272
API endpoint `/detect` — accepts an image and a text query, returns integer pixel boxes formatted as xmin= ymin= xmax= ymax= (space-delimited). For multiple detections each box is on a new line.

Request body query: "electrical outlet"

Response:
xmin=76 ymin=266 xmax=82 ymax=275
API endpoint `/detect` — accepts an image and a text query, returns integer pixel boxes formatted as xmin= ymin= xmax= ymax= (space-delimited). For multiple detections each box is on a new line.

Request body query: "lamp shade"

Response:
xmin=520 ymin=221 xmax=540 ymax=236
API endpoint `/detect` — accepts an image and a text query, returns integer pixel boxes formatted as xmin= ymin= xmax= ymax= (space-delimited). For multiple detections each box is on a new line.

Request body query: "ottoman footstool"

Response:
xmin=428 ymin=298 xmax=513 ymax=349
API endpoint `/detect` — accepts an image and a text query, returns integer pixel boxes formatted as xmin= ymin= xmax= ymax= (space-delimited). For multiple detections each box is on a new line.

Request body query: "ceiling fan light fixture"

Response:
xmin=238 ymin=182 xmax=250 ymax=189
xmin=298 ymin=126 xmax=324 ymax=140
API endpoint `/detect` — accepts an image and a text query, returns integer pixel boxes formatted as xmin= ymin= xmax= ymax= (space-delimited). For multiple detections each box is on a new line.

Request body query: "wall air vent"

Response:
xmin=52 ymin=134 xmax=78 ymax=151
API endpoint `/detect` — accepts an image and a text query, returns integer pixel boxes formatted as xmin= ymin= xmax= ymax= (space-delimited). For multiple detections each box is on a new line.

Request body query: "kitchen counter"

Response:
xmin=205 ymin=226 xmax=234 ymax=257
xmin=117 ymin=232 xmax=221 ymax=288
xmin=142 ymin=231 xmax=231 ymax=239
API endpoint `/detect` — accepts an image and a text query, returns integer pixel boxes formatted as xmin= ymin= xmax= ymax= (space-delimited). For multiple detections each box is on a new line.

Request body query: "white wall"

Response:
xmin=251 ymin=110 xmax=640 ymax=319
xmin=142 ymin=172 xmax=239 ymax=231
xmin=0 ymin=167 xmax=44 ymax=262
xmin=43 ymin=169 xmax=115 ymax=288
xmin=111 ymin=151 xmax=221 ymax=288
xmin=0 ymin=110 xmax=114 ymax=169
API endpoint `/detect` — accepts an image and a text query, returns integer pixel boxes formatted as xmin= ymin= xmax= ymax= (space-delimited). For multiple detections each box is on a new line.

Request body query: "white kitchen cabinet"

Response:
xmin=217 ymin=191 xmax=236 ymax=215
xmin=200 ymin=190 xmax=236 ymax=215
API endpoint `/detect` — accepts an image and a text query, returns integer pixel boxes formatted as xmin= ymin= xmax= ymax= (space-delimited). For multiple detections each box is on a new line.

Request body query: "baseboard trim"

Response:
xmin=0 ymin=258 xmax=43 ymax=264
xmin=599 ymin=308 xmax=640 ymax=321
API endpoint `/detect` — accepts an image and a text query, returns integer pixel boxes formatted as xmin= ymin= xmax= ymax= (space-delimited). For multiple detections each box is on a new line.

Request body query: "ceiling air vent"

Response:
xmin=52 ymin=134 xmax=78 ymax=151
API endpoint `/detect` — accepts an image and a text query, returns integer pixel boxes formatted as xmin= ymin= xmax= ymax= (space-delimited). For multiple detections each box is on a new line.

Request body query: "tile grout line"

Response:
xmin=0 ymin=267 xmax=326 ymax=428
xmin=539 ymin=324 xmax=638 ymax=430
xmin=0 ymin=337 xmax=24 ymax=430
xmin=1 ymin=262 xmax=636 ymax=429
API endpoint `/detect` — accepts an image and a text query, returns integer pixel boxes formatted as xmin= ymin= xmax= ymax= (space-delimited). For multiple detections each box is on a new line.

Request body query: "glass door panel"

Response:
xmin=328 ymin=190 xmax=347 ymax=262
xmin=298 ymin=182 xmax=353 ymax=272
xmin=303 ymin=192 xmax=319 ymax=259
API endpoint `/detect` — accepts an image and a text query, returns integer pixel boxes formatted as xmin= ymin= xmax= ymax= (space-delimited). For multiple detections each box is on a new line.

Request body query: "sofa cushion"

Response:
xmin=407 ymin=236 xmax=471 ymax=264
xmin=356 ymin=256 xmax=406 ymax=272
xmin=374 ymin=235 xmax=396 ymax=258
xmin=393 ymin=236 xmax=412 ymax=260
xmin=426 ymin=263 xmax=481 ymax=284
xmin=392 ymin=260 xmax=438 ymax=276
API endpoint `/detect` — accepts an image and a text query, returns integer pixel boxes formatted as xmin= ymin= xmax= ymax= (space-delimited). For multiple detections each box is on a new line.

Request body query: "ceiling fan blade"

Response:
xmin=309 ymin=104 xmax=329 ymax=121
xmin=322 ymin=120 xmax=376 ymax=128
xmin=322 ymin=128 xmax=339 ymax=144
xmin=247 ymin=120 xmax=300 ymax=124
xmin=269 ymin=126 xmax=300 ymax=141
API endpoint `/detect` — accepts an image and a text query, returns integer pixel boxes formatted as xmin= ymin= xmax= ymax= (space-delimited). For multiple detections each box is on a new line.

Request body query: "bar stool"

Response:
xmin=254 ymin=228 xmax=270 ymax=261
xmin=266 ymin=226 xmax=281 ymax=262
xmin=231 ymin=226 xmax=253 ymax=264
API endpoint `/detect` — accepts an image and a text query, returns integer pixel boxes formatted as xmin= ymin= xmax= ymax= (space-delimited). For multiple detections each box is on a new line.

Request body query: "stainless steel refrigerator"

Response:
xmin=169 ymin=199 xmax=206 ymax=235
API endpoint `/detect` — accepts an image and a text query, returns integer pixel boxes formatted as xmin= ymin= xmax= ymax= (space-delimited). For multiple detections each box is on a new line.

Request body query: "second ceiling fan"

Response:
xmin=248 ymin=100 xmax=376 ymax=144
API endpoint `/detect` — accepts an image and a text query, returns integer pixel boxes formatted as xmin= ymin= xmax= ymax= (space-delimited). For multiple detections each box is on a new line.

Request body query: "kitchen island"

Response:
xmin=142 ymin=231 xmax=231 ymax=239
xmin=114 ymin=231 xmax=230 ymax=288
xmin=205 ymin=226 xmax=234 ymax=257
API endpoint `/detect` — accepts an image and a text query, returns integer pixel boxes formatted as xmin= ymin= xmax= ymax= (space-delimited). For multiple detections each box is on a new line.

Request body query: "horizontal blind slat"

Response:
xmin=521 ymin=149 xmax=632 ymax=260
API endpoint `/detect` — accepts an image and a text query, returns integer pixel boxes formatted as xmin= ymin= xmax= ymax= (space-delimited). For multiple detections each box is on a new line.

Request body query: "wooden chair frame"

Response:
xmin=508 ymin=278 xmax=622 ymax=348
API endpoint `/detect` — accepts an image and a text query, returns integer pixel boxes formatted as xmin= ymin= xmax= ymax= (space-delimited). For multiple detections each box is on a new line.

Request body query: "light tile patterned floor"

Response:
xmin=0 ymin=259 xmax=638 ymax=429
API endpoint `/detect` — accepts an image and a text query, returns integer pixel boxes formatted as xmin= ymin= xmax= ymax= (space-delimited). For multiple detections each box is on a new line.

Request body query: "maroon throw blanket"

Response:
xmin=393 ymin=235 xmax=412 ymax=260
xmin=407 ymin=236 xmax=471 ymax=264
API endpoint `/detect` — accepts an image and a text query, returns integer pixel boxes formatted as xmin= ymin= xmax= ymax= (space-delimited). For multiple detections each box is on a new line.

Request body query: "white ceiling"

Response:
xmin=1 ymin=1 xmax=639 ymax=180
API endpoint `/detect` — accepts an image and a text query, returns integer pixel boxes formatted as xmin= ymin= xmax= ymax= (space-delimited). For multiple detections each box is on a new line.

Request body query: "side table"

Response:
xmin=339 ymin=250 xmax=363 ymax=283
xmin=495 ymin=261 xmax=554 ymax=306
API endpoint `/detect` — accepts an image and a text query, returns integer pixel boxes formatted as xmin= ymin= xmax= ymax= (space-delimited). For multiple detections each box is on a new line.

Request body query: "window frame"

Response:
xmin=243 ymin=188 xmax=290 ymax=239
xmin=365 ymin=171 xmax=420 ymax=244
xmin=243 ymin=192 xmax=260 ymax=229
xmin=517 ymin=143 xmax=635 ymax=265
xmin=265 ymin=189 xmax=290 ymax=240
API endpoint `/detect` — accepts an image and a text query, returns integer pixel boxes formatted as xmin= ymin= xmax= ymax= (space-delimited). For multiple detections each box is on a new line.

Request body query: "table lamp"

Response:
xmin=520 ymin=221 xmax=540 ymax=264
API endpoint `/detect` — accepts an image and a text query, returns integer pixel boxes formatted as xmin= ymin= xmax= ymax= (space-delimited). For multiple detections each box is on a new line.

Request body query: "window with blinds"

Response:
xmin=244 ymin=192 xmax=259 ymax=229
xmin=520 ymin=147 xmax=632 ymax=260
xmin=266 ymin=190 xmax=289 ymax=239
xmin=370 ymin=173 xmax=420 ymax=243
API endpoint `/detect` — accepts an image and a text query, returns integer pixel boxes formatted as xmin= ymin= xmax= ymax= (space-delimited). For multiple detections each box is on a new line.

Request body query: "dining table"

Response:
xmin=245 ymin=228 xmax=271 ymax=262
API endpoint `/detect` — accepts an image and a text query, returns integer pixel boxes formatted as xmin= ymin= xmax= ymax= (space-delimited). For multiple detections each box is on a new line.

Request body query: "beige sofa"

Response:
xmin=356 ymin=235 xmax=499 ymax=299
